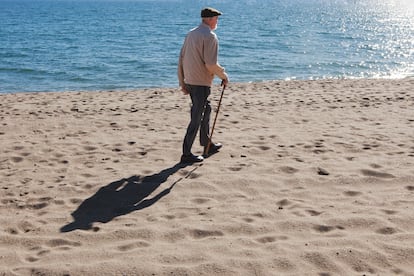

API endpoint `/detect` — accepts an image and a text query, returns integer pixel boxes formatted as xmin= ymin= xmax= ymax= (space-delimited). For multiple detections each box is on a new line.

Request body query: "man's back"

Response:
xmin=179 ymin=23 xmax=219 ymax=87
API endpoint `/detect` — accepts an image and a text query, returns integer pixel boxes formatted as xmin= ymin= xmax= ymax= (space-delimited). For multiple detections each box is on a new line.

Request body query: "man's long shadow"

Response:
xmin=60 ymin=163 xmax=196 ymax=232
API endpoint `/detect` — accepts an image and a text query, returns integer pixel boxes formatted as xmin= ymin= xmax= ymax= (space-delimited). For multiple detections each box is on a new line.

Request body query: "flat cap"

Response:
xmin=201 ymin=7 xmax=222 ymax=18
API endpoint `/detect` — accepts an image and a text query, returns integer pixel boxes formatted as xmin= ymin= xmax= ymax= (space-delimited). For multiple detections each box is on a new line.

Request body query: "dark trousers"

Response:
xmin=182 ymin=85 xmax=211 ymax=156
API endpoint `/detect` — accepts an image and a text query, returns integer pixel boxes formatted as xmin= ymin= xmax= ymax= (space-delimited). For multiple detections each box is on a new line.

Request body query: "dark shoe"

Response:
xmin=203 ymin=142 xmax=222 ymax=156
xmin=180 ymin=154 xmax=204 ymax=164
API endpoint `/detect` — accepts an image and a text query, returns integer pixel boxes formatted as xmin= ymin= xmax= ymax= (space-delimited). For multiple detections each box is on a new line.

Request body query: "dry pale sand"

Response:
xmin=0 ymin=79 xmax=414 ymax=276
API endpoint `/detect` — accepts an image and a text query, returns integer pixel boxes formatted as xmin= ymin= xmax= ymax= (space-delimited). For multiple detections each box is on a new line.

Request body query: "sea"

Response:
xmin=1 ymin=0 xmax=413 ymax=93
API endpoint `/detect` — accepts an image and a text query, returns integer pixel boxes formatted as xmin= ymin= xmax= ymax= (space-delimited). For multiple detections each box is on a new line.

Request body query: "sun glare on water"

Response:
xmin=389 ymin=0 xmax=414 ymax=11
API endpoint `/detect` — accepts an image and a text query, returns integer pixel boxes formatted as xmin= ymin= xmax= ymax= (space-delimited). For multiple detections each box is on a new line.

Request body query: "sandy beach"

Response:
xmin=1 ymin=79 xmax=413 ymax=275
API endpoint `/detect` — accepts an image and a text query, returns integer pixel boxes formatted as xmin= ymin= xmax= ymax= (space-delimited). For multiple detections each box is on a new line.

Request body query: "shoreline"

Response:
xmin=1 ymin=78 xmax=413 ymax=275
xmin=1 ymin=76 xmax=414 ymax=95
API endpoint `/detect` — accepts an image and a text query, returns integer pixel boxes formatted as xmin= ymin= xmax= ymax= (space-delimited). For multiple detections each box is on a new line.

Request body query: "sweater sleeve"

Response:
xmin=204 ymin=33 xmax=228 ymax=80
xmin=177 ymin=45 xmax=185 ymax=88
xmin=205 ymin=63 xmax=228 ymax=80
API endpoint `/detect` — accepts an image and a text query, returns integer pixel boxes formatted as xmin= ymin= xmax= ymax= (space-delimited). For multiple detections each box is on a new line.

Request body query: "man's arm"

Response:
xmin=204 ymin=34 xmax=229 ymax=86
xmin=206 ymin=63 xmax=229 ymax=86
xmin=177 ymin=45 xmax=188 ymax=94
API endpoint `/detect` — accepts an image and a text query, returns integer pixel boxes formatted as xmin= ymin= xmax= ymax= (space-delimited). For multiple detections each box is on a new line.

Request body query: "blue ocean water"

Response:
xmin=1 ymin=0 xmax=413 ymax=93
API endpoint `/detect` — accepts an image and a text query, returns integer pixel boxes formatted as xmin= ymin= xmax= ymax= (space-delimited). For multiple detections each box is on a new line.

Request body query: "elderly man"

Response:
xmin=178 ymin=7 xmax=229 ymax=164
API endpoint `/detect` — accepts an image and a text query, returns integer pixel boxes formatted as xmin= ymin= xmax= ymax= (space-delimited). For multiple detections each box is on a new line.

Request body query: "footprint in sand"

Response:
xmin=24 ymin=246 xmax=51 ymax=263
xmin=162 ymin=214 xmax=176 ymax=220
xmin=344 ymin=191 xmax=362 ymax=197
xmin=5 ymin=227 xmax=19 ymax=235
xmin=11 ymin=156 xmax=24 ymax=163
xmin=191 ymin=198 xmax=210 ymax=204
xmin=26 ymin=197 xmax=52 ymax=210
xmin=306 ymin=210 xmax=323 ymax=216
xmin=45 ymin=238 xmax=81 ymax=248
xmin=294 ymin=157 xmax=305 ymax=162
xmin=277 ymin=199 xmax=292 ymax=209
xmin=227 ymin=163 xmax=247 ymax=171
xmin=25 ymin=256 xmax=39 ymax=263
xmin=117 ymin=241 xmax=150 ymax=251
xmin=313 ymin=225 xmax=343 ymax=233
xmin=36 ymin=249 xmax=51 ymax=257
xmin=259 ymin=145 xmax=271 ymax=151
xmin=256 ymin=236 xmax=277 ymax=243
xmin=242 ymin=217 xmax=255 ymax=223
xmin=376 ymin=227 xmax=398 ymax=235
xmin=17 ymin=221 xmax=37 ymax=233
xmin=360 ymin=169 xmax=395 ymax=178
xmin=189 ymin=229 xmax=224 ymax=239
xmin=317 ymin=167 xmax=330 ymax=176
xmin=83 ymin=145 xmax=98 ymax=151
xmin=279 ymin=166 xmax=299 ymax=174
xmin=382 ymin=209 xmax=398 ymax=215
xmin=228 ymin=166 xmax=243 ymax=172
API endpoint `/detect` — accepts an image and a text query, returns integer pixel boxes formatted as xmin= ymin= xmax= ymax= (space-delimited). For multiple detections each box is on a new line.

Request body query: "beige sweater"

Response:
xmin=178 ymin=23 xmax=227 ymax=87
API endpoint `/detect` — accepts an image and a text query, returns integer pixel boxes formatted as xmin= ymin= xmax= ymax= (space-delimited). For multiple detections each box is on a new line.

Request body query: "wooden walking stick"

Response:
xmin=204 ymin=83 xmax=226 ymax=156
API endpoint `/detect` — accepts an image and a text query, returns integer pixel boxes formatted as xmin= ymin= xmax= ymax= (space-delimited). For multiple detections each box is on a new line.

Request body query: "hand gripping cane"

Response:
xmin=204 ymin=83 xmax=226 ymax=156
